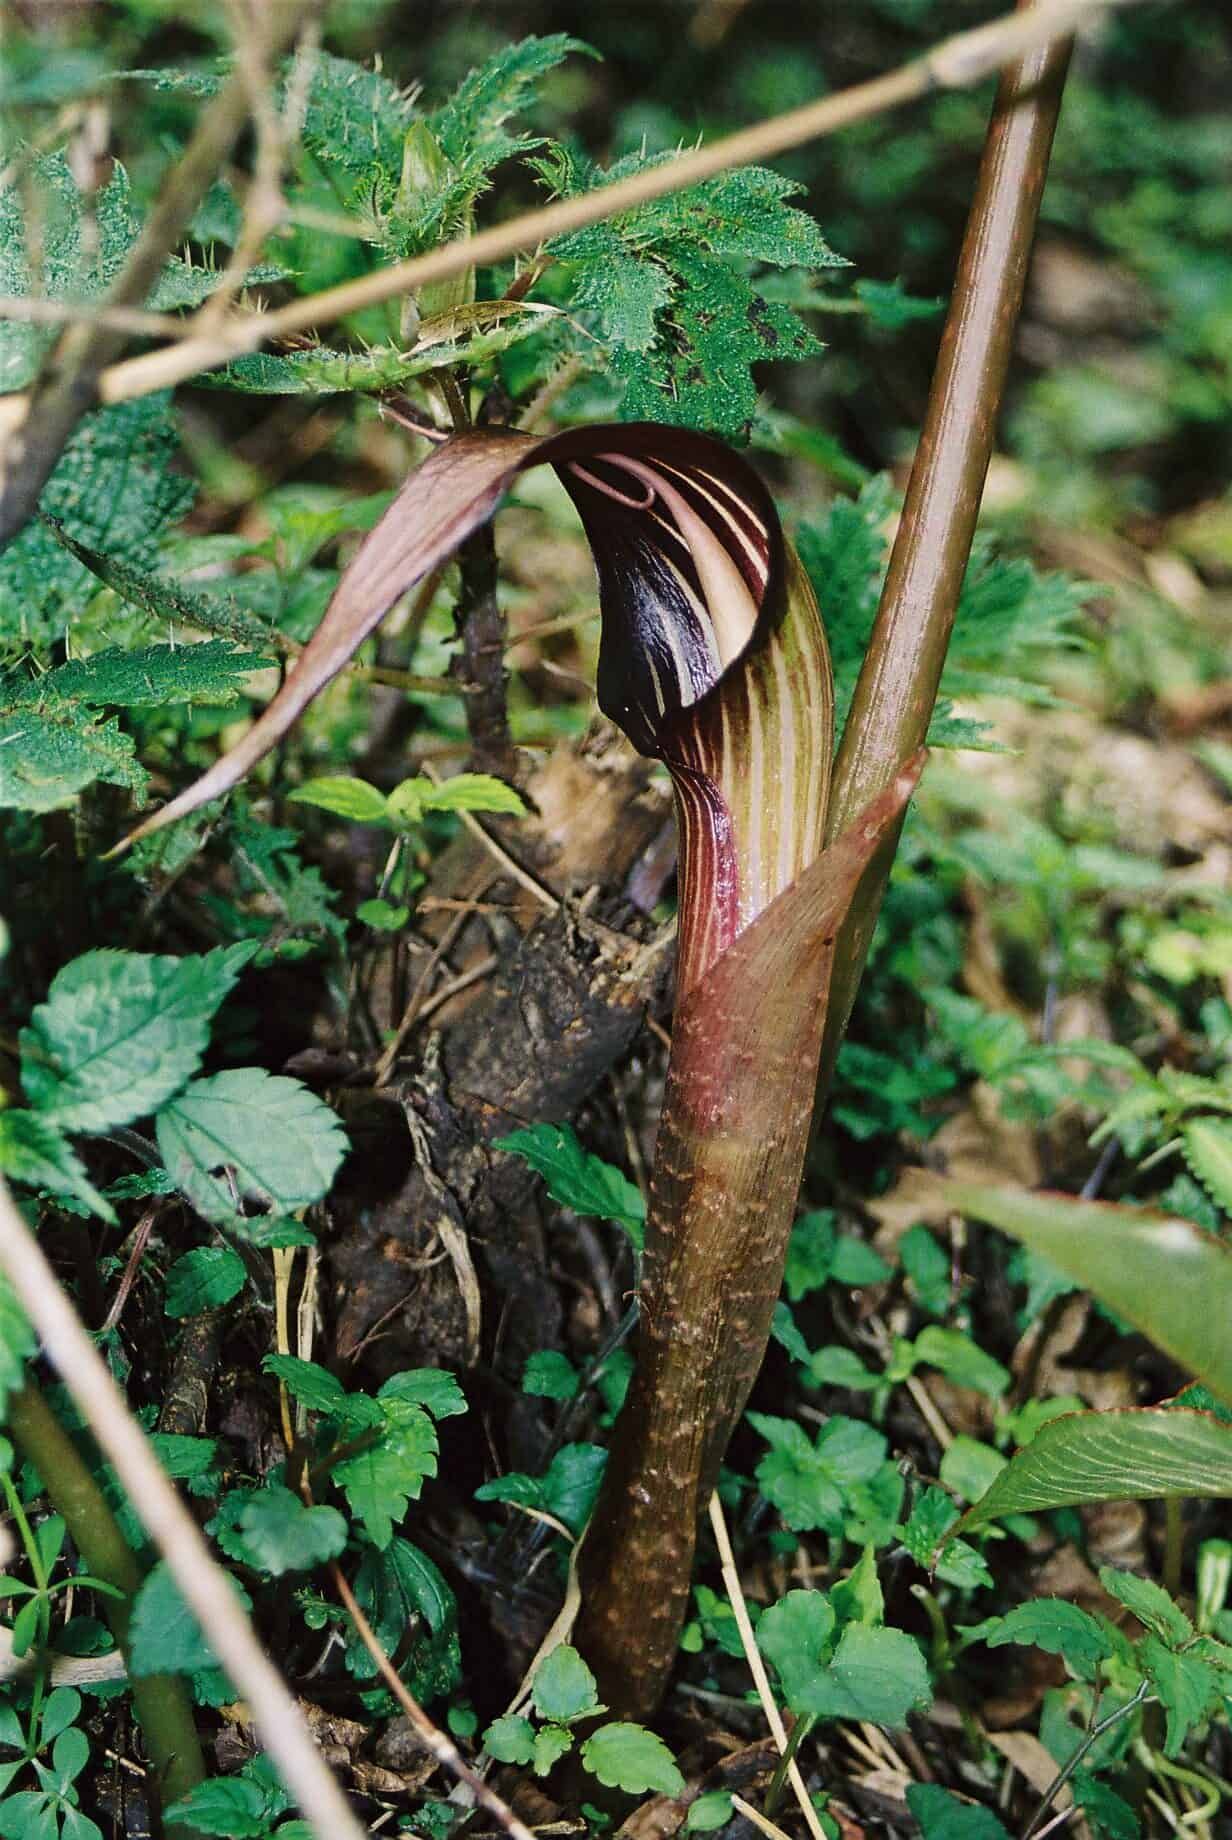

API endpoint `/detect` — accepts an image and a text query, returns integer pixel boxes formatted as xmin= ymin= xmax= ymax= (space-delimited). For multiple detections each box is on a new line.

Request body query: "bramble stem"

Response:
xmin=5 ymin=1380 xmax=208 ymax=1836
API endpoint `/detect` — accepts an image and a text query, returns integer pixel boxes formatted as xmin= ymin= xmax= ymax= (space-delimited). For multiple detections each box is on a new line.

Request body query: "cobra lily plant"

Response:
xmin=121 ymin=420 xmax=921 ymax=1710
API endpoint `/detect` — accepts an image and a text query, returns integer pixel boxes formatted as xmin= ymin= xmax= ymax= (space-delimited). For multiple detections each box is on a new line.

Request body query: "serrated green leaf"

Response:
xmin=0 ymin=396 xmax=193 ymax=648
xmin=129 ymin=1560 xmax=251 ymax=1676
xmin=533 ymin=1644 xmax=600 ymax=1724
xmin=0 ymin=700 xmax=145 ymax=811
xmin=155 ymin=1068 xmax=348 ymax=1227
xmin=783 ymin=1211 xmax=837 ymax=1301
xmin=379 ymin=1370 xmax=467 ymax=1421
xmin=164 ymin=1778 xmax=272 ymax=1838
xmin=1100 ymin=1567 xmax=1193 ymax=1645
xmin=495 ymin=1123 xmax=645 ymax=1241
xmin=289 ymin=777 xmax=391 ymax=824
xmin=1183 ymin=1118 xmax=1232 ymax=1215
xmin=1072 ymin=1772 xmax=1140 ymax=1840
xmin=941 ymin=1183 xmax=1232 ymax=1405
xmin=531 ymin=1725 xmax=574 ymax=1777
xmin=541 ymin=1442 xmax=606 ymax=1534
xmin=484 ymin=1714 xmax=535 ymax=1765
xmin=580 ymin=1722 xmax=684 ymax=1796
xmin=0 ymin=1110 xmax=115 ymax=1222
xmin=956 ymin=1408 xmax=1232 ymax=1536
xmin=749 ymin=1413 xmax=887 ymax=1533
xmin=42 ymin=519 xmax=277 ymax=652
xmin=164 ymin=1246 xmax=246 ymax=1318
xmin=262 ymin=1354 xmax=346 ymax=1413
xmin=41 ymin=641 xmax=271 ymax=709
xmin=413 ymin=772 xmax=527 ymax=818
xmin=334 ymin=1400 xmax=439 ymax=1549
xmin=975 ymin=1600 xmax=1114 ymax=1677
xmin=899 ymin=1487 xmax=992 ymax=1590
xmin=1140 ymin=1635 xmax=1218 ymax=1755
xmin=21 ymin=944 xmax=253 ymax=1132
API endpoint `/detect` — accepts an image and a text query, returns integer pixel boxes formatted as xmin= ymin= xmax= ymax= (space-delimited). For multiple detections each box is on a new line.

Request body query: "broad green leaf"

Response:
xmin=956 ymin=1408 xmax=1232 ymax=1535
xmin=757 ymin=1589 xmax=838 ymax=1709
xmin=540 ymin=1442 xmax=606 ymax=1534
xmin=289 ymin=777 xmax=391 ymax=824
xmin=939 ymin=1437 xmax=1007 ymax=1505
xmin=155 ymin=1068 xmax=348 ymax=1226
xmin=580 ymin=1722 xmax=684 ymax=1796
xmin=484 ymin=1715 xmax=535 ymax=1765
xmin=21 ymin=944 xmax=254 ymax=1132
xmin=796 ymin=1623 xmax=930 ymax=1725
xmin=232 ymin=1485 xmax=348 ymax=1576
xmin=415 ymin=772 xmax=526 ymax=818
xmin=357 ymin=899 xmax=408 ymax=931
xmin=129 ymin=1560 xmax=251 ymax=1676
xmin=831 ymin=1234 xmax=893 ymax=1286
xmin=495 ymin=1123 xmax=645 ymax=1242
xmin=686 ymin=1793 xmax=736 ymax=1832
xmin=913 ymin=1327 xmax=1010 ymax=1399
xmin=1072 ymin=1773 xmax=1140 ymax=1840
xmin=907 ymin=1784 xmax=1010 ymax=1840
xmin=164 ymin=1246 xmax=246 ymax=1319
xmin=164 ymin=1778 xmax=272 ymax=1838
xmin=532 ymin=1644 xmax=601 ymax=1724
xmin=347 ymin=1539 xmax=461 ymax=1702
xmin=0 ymin=1110 xmax=115 ymax=1222
xmin=942 ymin=1182 xmax=1232 ymax=1404
xmin=1183 ymin=1119 xmax=1232 ymax=1215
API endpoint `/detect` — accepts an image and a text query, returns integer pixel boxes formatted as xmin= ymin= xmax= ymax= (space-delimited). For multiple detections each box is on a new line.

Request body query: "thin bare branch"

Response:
xmin=0 ymin=1174 xmax=367 ymax=1840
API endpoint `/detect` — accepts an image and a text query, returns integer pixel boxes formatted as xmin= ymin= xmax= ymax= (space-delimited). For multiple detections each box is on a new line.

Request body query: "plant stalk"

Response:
xmin=820 ymin=8 xmax=1073 ymax=1081
xmin=5 ymin=1379 xmax=208 ymax=1836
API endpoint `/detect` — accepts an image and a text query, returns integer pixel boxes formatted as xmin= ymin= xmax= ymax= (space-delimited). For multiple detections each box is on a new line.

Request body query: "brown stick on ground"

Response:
xmin=574 ymin=7 xmax=1073 ymax=1720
